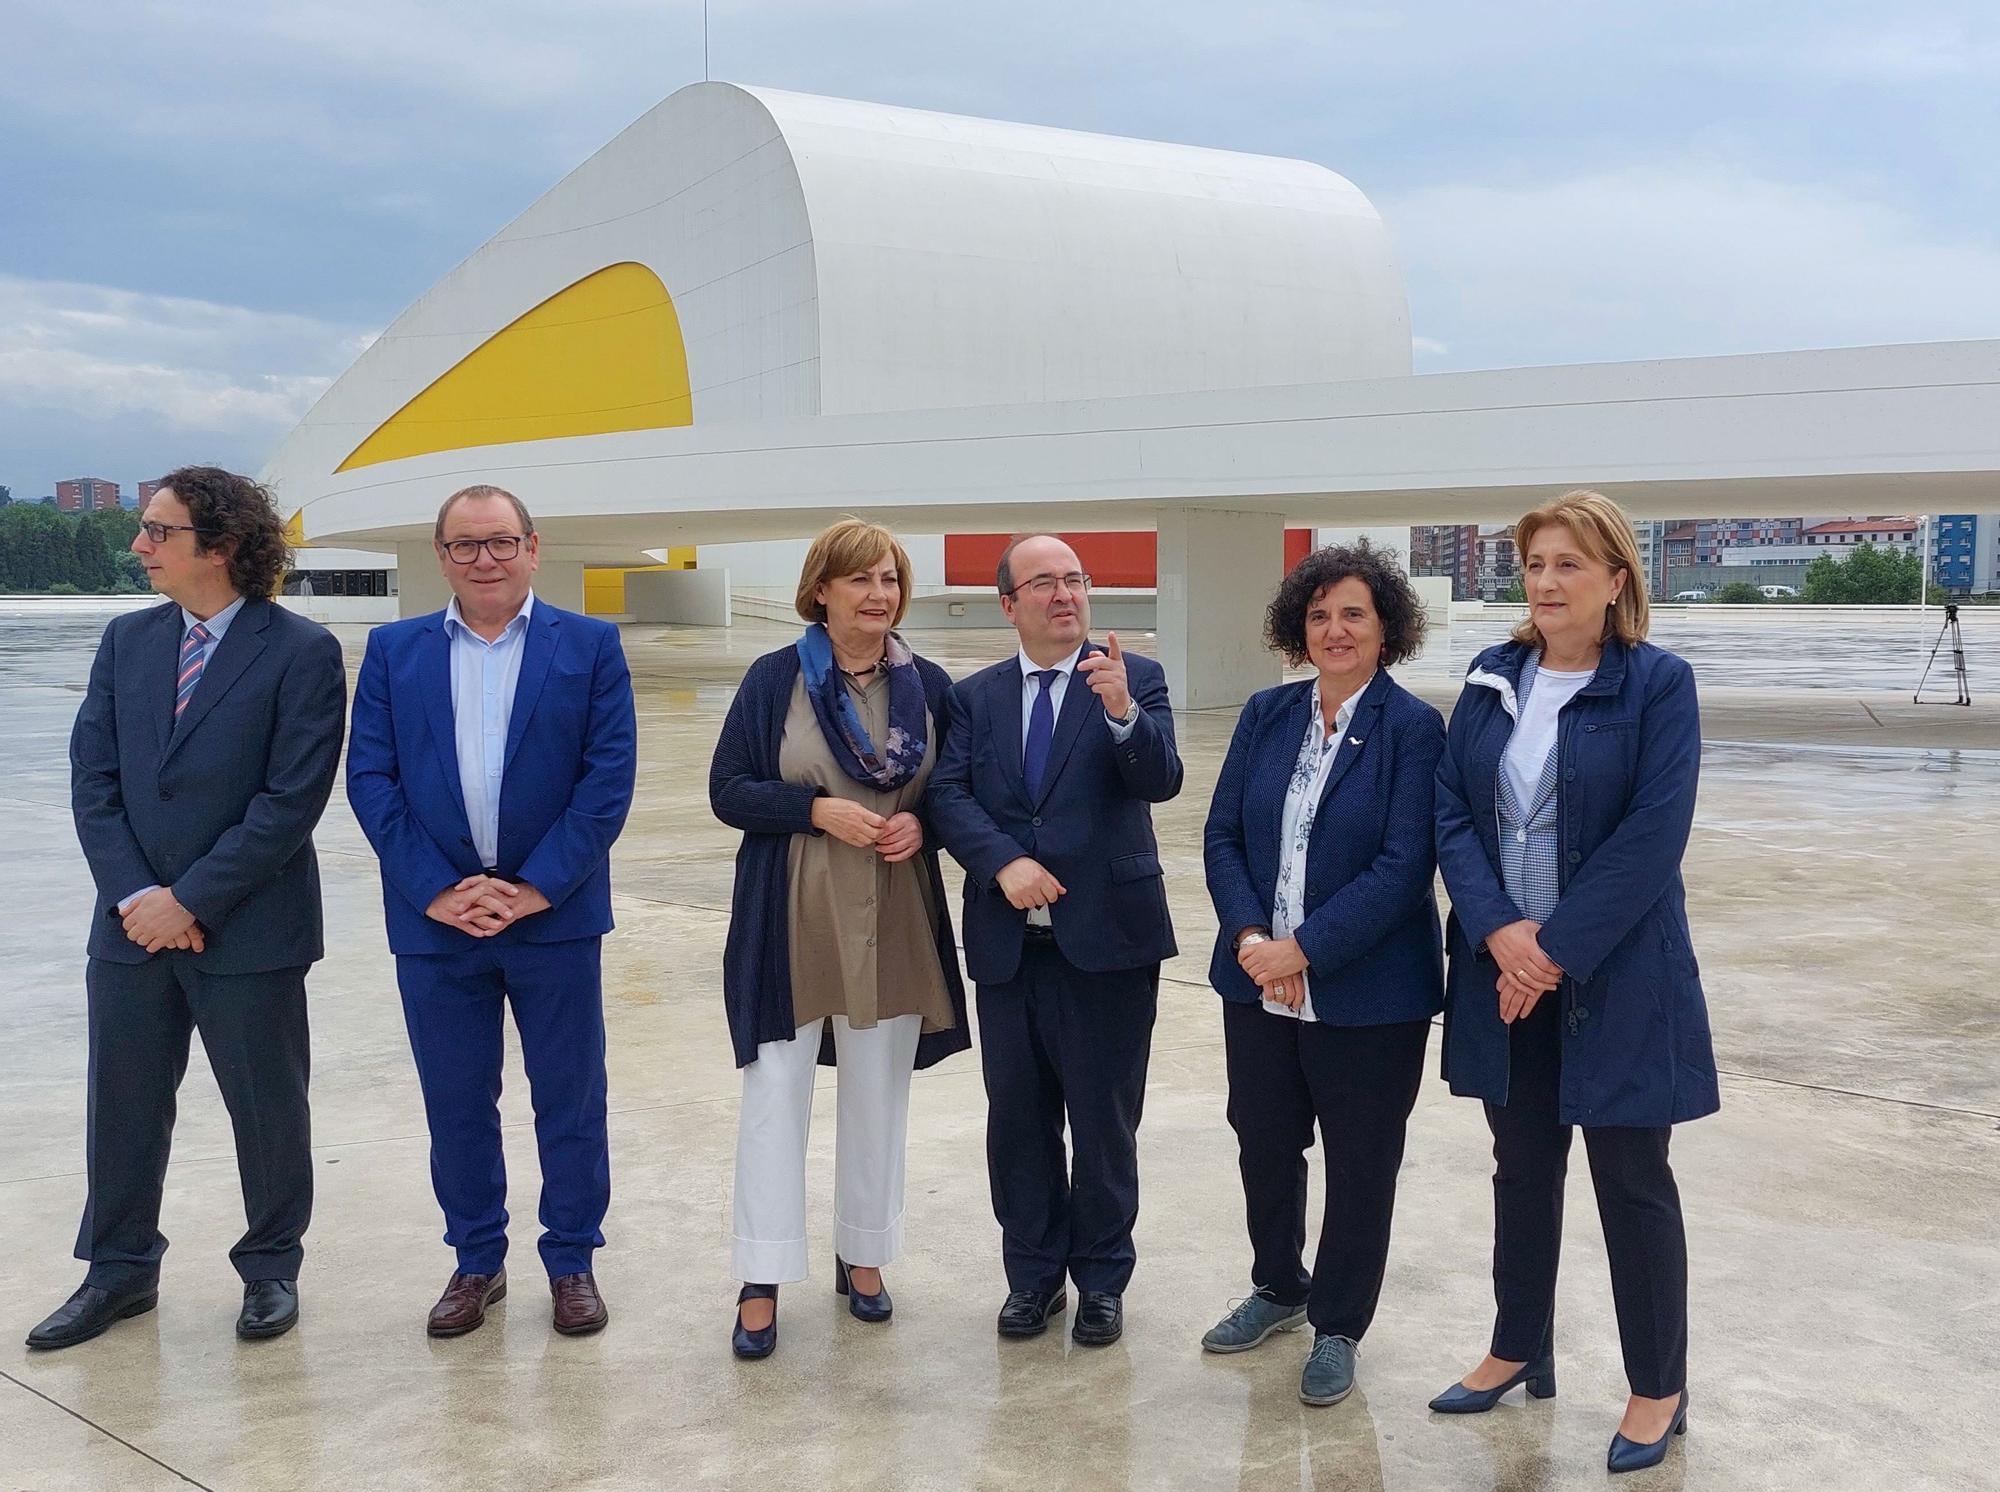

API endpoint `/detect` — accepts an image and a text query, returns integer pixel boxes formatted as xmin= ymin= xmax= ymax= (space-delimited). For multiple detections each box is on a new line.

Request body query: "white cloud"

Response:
xmin=1384 ymin=162 xmax=2000 ymax=370
xmin=0 ymin=275 xmax=373 ymax=433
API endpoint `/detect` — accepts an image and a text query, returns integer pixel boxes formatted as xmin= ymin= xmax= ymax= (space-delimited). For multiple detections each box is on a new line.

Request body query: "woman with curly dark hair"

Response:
xmin=1198 ymin=539 xmax=1446 ymax=1407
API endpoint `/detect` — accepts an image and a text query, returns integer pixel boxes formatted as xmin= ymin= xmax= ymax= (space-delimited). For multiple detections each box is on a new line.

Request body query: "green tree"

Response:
xmin=0 ymin=504 xmax=70 ymax=590
xmin=1802 ymin=543 xmax=1928 ymax=604
xmin=0 ymin=484 xmax=13 ymax=507
xmin=69 ymin=518 xmax=112 ymax=590
xmin=1502 ymin=578 xmax=1526 ymax=602
xmin=1712 ymin=582 xmax=1765 ymax=604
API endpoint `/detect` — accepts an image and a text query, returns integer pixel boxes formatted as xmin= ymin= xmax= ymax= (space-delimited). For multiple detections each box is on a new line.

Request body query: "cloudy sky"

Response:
xmin=6 ymin=0 xmax=1999 ymax=501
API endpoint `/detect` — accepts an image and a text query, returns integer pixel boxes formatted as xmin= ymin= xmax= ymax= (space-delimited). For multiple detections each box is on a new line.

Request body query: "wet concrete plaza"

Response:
xmin=1 ymin=600 xmax=1996 ymax=1491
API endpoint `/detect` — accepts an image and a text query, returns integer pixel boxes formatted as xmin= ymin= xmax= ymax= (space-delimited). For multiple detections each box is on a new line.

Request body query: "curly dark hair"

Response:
xmin=1264 ymin=538 xmax=1428 ymax=667
xmin=160 ymin=466 xmax=292 ymax=599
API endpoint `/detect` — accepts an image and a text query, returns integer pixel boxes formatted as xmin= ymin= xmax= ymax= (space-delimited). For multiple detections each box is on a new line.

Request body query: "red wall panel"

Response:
xmin=945 ymin=529 xmax=1315 ymax=588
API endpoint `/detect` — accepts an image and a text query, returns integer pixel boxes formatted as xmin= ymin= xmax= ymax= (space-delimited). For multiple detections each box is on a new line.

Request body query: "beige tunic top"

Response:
xmin=780 ymin=671 xmax=955 ymax=1033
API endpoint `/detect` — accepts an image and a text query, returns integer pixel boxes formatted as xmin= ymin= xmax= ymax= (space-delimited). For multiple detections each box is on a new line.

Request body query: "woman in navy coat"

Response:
xmin=1430 ymin=490 xmax=1716 ymax=1476
xmin=708 ymin=519 xmax=970 ymax=1359
xmin=1200 ymin=541 xmax=1446 ymax=1408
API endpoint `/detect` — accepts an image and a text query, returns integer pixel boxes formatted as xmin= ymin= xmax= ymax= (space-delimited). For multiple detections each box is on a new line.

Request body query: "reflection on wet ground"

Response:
xmin=0 ymin=601 xmax=1995 ymax=1492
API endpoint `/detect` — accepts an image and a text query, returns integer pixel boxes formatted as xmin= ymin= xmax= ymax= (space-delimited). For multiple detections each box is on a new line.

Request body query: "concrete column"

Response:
xmin=533 ymin=559 xmax=585 ymax=613
xmin=627 ymin=567 xmax=732 ymax=625
xmin=1155 ymin=507 xmax=1285 ymax=712
xmin=394 ymin=542 xmax=450 ymax=618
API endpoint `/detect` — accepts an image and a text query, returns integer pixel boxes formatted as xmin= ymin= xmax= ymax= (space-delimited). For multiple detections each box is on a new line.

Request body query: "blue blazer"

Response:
xmin=71 ymin=598 xmax=346 ymax=974
xmin=346 ymin=601 xmax=637 ymax=956
xmin=708 ymin=645 xmax=970 ymax=1072
xmin=1435 ymin=637 xmax=1718 ymax=1127
xmin=1203 ymin=670 xmax=1445 ymax=1024
xmin=929 ymin=642 xmax=1183 ymax=986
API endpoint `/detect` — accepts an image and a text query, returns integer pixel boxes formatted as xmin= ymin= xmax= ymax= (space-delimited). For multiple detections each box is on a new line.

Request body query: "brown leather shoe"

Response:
xmin=426 ymin=1270 xmax=506 ymax=1338
xmin=551 ymin=1272 xmax=608 ymax=1336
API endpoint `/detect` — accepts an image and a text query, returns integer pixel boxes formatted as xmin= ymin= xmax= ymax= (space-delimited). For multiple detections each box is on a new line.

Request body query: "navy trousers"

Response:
xmin=977 ymin=939 xmax=1158 ymax=1296
xmin=1221 ymin=999 xmax=1430 ymax=1340
xmin=77 ymin=956 xmax=313 ymax=1291
xmin=1486 ymin=994 xmax=1689 ymax=1398
xmin=395 ymin=936 xmax=610 ymax=1279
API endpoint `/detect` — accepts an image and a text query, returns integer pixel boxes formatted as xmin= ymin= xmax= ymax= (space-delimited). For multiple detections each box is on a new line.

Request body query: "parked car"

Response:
xmin=1673 ymin=588 xmax=1711 ymax=602
xmin=1758 ymin=584 xmax=1799 ymax=599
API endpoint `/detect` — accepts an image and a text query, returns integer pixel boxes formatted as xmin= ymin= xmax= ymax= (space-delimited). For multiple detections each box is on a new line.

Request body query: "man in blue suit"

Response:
xmin=347 ymin=485 xmax=636 ymax=1339
xmin=28 ymin=467 xmax=345 ymax=1350
xmin=929 ymin=534 xmax=1183 ymax=1347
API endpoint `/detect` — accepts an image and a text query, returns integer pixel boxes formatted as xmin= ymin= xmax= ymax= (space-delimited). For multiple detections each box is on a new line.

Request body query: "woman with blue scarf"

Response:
xmin=709 ymin=519 xmax=969 ymax=1359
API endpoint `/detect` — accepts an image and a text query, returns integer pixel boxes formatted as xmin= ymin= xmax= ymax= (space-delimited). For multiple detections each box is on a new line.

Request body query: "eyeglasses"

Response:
xmin=439 ymin=535 xmax=528 ymax=564
xmin=139 ymin=520 xmax=214 ymax=544
xmin=1005 ymin=571 xmax=1092 ymax=600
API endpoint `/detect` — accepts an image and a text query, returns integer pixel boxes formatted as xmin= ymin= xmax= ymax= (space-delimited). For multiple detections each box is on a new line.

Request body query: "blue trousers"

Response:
xmin=395 ymin=936 xmax=610 ymax=1278
xmin=978 ymin=941 xmax=1158 ymax=1295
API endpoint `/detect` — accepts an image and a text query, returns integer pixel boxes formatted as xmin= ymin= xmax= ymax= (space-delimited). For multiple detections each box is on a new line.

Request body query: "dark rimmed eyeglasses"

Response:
xmin=1003 ymin=571 xmax=1092 ymax=600
xmin=439 ymin=535 xmax=529 ymax=564
xmin=138 ymin=520 xmax=215 ymax=544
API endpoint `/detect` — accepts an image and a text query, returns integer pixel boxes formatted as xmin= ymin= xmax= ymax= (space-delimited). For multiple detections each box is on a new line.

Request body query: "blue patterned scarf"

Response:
xmin=795 ymin=624 xmax=929 ymax=791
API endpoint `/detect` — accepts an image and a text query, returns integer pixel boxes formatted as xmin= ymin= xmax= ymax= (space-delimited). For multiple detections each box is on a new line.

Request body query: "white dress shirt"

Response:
xmin=1264 ymin=675 xmax=1369 ymax=1021
xmin=1016 ymin=643 xmax=1138 ymax=926
xmin=444 ymin=590 xmax=536 ymax=868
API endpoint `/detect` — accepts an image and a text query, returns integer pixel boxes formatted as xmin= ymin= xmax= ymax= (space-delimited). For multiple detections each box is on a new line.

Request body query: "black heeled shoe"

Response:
xmin=833 ymin=1256 xmax=893 ymax=1323
xmin=732 ymin=1284 xmax=778 ymax=1359
xmin=1428 ymin=1356 xmax=1557 ymax=1413
xmin=1607 ymin=1390 xmax=1688 ymax=1473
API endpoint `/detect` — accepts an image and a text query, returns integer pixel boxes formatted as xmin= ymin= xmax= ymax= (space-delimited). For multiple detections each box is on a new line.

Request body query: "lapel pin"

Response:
xmin=1349 ymin=735 xmax=1364 ymax=747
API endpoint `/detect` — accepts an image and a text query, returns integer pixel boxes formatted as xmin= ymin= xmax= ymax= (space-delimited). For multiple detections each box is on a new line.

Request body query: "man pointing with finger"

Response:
xmin=930 ymin=534 xmax=1183 ymax=1347
xmin=347 ymin=485 xmax=636 ymax=1340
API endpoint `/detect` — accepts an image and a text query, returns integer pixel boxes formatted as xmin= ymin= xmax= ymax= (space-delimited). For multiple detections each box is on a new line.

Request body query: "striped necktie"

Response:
xmin=175 ymin=622 xmax=213 ymax=718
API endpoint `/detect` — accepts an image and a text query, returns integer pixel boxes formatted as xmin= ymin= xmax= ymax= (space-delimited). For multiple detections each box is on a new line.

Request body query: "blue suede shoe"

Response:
xmin=834 ymin=1256 xmax=892 ymax=1323
xmin=1428 ymin=1356 xmax=1557 ymax=1413
xmin=1201 ymin=1293 xmax=1308 ymax=1354
xmin=1607 ymin=1390 xmax=1688 ymax=1474
xmin=1299 ymin=1333 xmax=1358 ymax=1406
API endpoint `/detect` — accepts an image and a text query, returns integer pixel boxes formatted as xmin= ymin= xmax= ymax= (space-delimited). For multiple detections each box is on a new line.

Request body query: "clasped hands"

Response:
xmin=1236 ymin=931 xmax=1310 ymax=1010
xmin=121 ymin=887 xmax=203 ymax=955
xmin=811 ymin=799 xmax=924 ymax=863
xmin=425 ymin=875 xmax=553 ymax=938
xmin=1487 ymin=919 xmax=1563 ymax=1022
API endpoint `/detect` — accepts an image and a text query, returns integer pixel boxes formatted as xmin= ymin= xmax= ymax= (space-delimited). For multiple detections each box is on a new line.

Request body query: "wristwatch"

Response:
xmin=1234 ymin=928 xmax=1271 ymax=951
xmin=1115 ymin=700 xmax=1141 ymax=726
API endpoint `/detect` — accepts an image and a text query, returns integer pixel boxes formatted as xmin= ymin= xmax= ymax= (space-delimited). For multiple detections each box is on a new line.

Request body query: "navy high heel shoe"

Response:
xmin=1607 ymin=1390 xmax=1688 ymax=1474
xmin=732 ymin=1283 xmax=778 ymax=1359
xmin=834 ymin=1256 xmax=893 ymax=1322
xmin=1428 ymin=1356 xmax=1557 ymax=1413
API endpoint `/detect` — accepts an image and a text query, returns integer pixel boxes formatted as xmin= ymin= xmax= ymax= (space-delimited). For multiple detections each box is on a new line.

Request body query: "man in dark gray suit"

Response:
xmin=26 ymin=466 xmax=346 ymax=1350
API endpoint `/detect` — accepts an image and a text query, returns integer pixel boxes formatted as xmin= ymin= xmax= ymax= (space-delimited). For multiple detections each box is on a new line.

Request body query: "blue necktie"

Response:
xmin=1023 ymin=668 xmax=1060 ymax=798
xmin=175 ymin=622 xmax=213 ymax=720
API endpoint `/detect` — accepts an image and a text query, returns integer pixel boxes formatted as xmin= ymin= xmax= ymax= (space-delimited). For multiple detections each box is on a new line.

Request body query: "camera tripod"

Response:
xmin=1913 ymin=603 xmax=1971 ymax=706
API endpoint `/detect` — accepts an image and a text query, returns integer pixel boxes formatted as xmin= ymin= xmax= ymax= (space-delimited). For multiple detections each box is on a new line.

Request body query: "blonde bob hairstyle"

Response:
xmin=1510 ymin=489 xmax=1651 ymax=648
xmin=795 ymin=518 xmax=914 ymax=627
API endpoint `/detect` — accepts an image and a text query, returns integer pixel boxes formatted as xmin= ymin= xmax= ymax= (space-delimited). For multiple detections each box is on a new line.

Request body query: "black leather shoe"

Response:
xmin=1071 ymin=1291 xmax=1124 ymax=1346
xmin=996 ymin=1288 xmax=1066 ymax=1338
xmin=834 ymin=1256 xmax=893 ymax=1323
xmin=237 ymin=1280 xmax=299 ymax=1340
xmin=733 ymin=1283 xmax=778 ymax=1359
xmin=26 ymin=1283 xmax=159 ymax=1350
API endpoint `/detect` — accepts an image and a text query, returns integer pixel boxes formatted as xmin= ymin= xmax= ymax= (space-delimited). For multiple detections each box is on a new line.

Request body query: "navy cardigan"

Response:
xmin=709 ymin=644 xmax=972 ymax=1071
xmin=1203 ymin=669 xmax=1445 ymax=1024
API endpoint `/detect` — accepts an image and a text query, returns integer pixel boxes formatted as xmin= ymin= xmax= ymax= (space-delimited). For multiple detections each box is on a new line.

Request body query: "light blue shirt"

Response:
xmin=120 ymin=594 xmax=251 ymax=912
xmin=445 ymin=590 xmax=536 ymax=868
xmin=1014 ymin=642 xmax=1137 ymax=927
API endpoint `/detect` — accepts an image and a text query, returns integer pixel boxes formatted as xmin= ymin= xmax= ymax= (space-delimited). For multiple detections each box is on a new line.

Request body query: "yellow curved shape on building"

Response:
xmin=337 ymin=262 xmax=692 ymax=472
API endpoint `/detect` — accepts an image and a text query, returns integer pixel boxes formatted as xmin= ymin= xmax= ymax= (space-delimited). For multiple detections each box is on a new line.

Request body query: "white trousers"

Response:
xmin=730 ymin=1014 xmax=923 ymax=1284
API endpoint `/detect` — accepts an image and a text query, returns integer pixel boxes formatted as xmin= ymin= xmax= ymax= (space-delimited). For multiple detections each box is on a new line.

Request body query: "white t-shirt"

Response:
xmin=1503 ymin=660 xmax=1595 ymax=810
